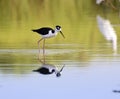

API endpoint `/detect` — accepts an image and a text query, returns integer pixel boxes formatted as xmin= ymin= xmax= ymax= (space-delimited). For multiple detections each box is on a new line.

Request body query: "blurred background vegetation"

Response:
xmin=0 ymin=0 xmax=119 ymax=49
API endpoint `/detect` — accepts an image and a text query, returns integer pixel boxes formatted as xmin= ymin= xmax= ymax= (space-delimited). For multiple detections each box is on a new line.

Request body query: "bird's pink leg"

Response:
xmin=38 ymin=38 xmax=43 ymax=60
xmin=43 ymin=39 xmax=46 ymax=63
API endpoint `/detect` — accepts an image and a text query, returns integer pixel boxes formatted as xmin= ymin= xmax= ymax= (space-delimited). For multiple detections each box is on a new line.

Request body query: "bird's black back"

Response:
xmin=32 ymin=27 xmax=54 ymax=35
xmin=33 ymin=67 xmax=54 ymax=75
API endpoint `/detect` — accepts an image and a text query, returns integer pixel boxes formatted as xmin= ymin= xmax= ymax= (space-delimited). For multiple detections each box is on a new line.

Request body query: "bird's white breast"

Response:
xmin=42 ymin=30 xmax=57 ymax=38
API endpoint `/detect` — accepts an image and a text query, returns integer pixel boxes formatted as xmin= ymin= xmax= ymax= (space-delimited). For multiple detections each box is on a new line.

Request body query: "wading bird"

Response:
xmin=96 ymin=0 xmax=104 ymax=4
xmin=97 ymin=15 xmax=117 ymax=53
xmin=32 ymin=25 xmax=65 ymax=59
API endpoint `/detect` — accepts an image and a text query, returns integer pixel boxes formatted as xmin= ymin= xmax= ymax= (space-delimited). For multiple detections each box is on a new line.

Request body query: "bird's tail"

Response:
xmin=32 ymin=69 xmax=38 ymax=72
xmin=32 ymin=29 xmax=37 ymax=32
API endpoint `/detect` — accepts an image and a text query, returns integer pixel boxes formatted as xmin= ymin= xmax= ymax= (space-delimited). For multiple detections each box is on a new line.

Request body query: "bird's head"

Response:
xmin=55 ymin=25 xmax=65 ymax=38
xmin=55 ymin=65 xmax=65 ymax=77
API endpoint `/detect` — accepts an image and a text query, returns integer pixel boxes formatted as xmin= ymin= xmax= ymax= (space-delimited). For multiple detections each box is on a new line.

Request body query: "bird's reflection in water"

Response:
xmin=33 ymin=59 xmax=65 ymax=77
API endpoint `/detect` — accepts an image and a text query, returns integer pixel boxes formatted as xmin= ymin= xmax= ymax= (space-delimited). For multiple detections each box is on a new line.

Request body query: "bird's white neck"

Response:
xmin=54 ymin=28 xmax=59 ymax=35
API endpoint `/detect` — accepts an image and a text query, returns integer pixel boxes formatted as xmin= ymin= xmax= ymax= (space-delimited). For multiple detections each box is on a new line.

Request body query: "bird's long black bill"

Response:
xmin=60 ymin=31 xmax=65 ymax=38
xmin=60 ymin=65 xmax=65 ymax=72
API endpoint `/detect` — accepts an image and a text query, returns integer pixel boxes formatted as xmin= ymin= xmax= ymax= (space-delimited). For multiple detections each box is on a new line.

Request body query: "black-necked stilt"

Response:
xmin=33 ymin=64 xmax=65 ymax=77
xmin=32 ymin=25 xmax=65 ymax=59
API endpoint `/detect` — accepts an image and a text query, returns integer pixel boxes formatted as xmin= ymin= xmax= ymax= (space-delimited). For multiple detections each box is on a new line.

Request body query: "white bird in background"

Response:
xmin=97 ymin=15 xmax=117 ymax=53
xmin=96 ymin=0 xmax=104 ymax=4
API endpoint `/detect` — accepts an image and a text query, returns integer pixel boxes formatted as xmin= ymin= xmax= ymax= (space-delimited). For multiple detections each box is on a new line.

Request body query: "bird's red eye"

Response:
xmin=56 ymin=25 xmax=61 ymax=30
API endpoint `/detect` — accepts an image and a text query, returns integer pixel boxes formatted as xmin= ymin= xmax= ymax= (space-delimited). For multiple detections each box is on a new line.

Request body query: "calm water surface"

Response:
xmin=0 ymin=0 xmax=120 ymax=99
